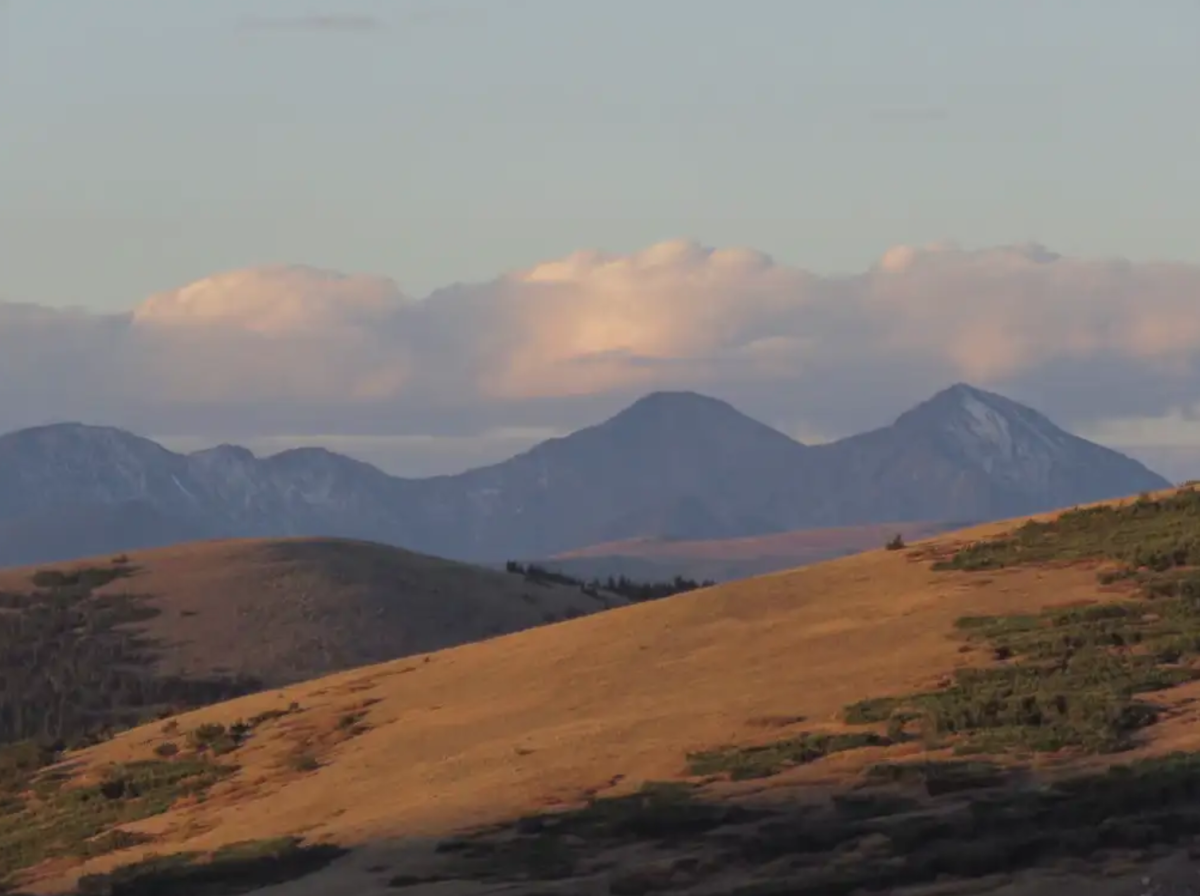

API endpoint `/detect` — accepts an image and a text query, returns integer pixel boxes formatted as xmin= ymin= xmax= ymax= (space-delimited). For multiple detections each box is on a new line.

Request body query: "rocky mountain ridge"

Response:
xmin=0 ymin=383 xmax=1169 ymax=565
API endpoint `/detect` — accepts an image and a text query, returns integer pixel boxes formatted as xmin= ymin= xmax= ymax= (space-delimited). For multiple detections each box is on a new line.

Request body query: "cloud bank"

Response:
xmin=4 ymin=239 xmax=1200 ymax=474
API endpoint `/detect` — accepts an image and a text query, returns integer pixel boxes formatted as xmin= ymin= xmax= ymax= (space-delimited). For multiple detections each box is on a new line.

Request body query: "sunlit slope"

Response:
xmin=20 ymin=486 xmax=1200 ymax=894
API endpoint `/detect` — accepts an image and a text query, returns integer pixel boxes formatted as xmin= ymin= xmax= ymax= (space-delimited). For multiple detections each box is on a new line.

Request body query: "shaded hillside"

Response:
xmin=0 ymin=384 xmax=1169 ymax=566
xmin=537 ymin=519 xmax=961 ymax=582
xmin=0 ymin=538 xmax=622 ymax=693
xmin=16 ymin=488 xmax=1200 ymax=894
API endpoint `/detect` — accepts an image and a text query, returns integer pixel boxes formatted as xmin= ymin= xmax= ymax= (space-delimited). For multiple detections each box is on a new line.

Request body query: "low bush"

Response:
xmin=687 ymin=732 xmax=890 ymax=781
xmin=0 ymin=757 xmax=233 ymax=888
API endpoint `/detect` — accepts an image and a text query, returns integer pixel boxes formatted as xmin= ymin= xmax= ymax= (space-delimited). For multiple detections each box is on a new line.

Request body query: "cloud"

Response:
xmin=5 ymin=239 xmax=1200 ymax=474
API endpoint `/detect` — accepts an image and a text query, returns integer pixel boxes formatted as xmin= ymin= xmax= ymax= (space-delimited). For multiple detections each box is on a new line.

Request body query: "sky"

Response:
xmin=3 ymin=0 xmax=1200 ymax=478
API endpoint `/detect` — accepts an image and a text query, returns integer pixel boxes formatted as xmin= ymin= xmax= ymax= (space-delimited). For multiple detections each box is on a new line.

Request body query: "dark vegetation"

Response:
xmin=74 ymin=836 xmax=347 ymax=896
xmin=837 ymin=488 xmax=1200 ymax=755
xmin=0 ymin=704 xmax=304 ymax=890
xmin=506 ymin=561 xmax=715 ymax=603
xmin=0 ymin=754 xmax=231 ymax=889
xmin=931 ymin=489 xmax=1199 ymax=572
xmin=686 ymin=732 xmax=889 ymax=781
xmin=0 ymin=561 xmax=261 ymax=749
xmin=437 ymin=753 xmax=1200 ymax=894
xmin=0 ymin=562 xmax=319 ymax=890
xmin=884 ymin=532 xmax=905 ymax=551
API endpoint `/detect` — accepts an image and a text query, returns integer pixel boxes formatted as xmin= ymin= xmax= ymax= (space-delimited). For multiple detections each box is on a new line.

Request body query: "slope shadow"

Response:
xmin=66 ymin=837 xmax=349 ymax=896
xmin=373 ymin=754 xmax=1200 ymax=895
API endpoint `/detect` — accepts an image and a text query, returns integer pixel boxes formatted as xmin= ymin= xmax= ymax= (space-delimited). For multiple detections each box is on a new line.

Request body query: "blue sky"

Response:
xmin=3 ymin=0 xmax=1199 ymax=309
xmin=4 ymin=0 xmax=1200 ymax=478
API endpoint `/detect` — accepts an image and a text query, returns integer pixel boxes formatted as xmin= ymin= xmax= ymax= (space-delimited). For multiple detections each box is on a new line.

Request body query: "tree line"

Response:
xmin=504 ymin=561 xmax=715 ymax=602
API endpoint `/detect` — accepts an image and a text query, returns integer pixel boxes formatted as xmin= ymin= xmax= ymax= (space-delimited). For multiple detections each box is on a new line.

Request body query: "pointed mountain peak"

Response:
xmin=596 ymin=391 xmax=806 ymax=446
xmin=888 ymin=382 xmax=1089 ymax=480
xmin=896 ymin=382 xmax=1054 ymax=430
xmin=615 ymin=390 xmax=746 ymax=419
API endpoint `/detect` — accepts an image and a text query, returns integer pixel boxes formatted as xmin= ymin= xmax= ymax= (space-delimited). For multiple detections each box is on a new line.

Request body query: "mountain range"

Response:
xmin=0 ymin=383 xmax=1169 ymax=567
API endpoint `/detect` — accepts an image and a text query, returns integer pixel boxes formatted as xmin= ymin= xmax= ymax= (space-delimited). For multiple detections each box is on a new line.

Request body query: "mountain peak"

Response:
xmin=3 ymin=421 xmax=134 ymax=439
xmin=624 ymin=390 xmax=741 ymax=414
xmin=0 ymin=422 xmax=170 ymax=455
xmin=889 ymin=382 xmax=1096 ymax=484
xmin=602 ymin=391 xmax=804 ymax=443
xmin=897 ymin=383 xmax=1054 ymax=432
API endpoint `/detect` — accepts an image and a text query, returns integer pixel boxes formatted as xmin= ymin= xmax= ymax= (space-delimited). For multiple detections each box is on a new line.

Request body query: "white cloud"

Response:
xmin=4 ymin=239 xmax=1200 ymax=474
xmin=132 ymin=265 xmax=407 ymax=335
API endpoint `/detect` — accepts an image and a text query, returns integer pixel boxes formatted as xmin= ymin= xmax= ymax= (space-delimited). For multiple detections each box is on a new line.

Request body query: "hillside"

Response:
xmin=0 ymin=383 xmax=1170 ymax=566
xmin=538 ymin=519 xmax=961 ymax=582
xmin=0 ymin=538 xmax=619 ymax=748
xmin=12 ymin=489 xmax=1200 ymax=893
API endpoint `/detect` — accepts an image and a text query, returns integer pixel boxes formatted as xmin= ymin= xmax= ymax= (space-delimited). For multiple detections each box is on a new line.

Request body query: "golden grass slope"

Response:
xmin=20 ymin=497 xmax=1200 ymax=894
xmin=0 ymin=537 xmax=623 ymax=687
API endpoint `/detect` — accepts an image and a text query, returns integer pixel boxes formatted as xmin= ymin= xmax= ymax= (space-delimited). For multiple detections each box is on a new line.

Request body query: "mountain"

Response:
xmin=0 ymin=384 xmax=1169 ymax=566
xmin=796 ymin=382 xmax=1172 ymax=525
xmin=413 ymin=390 xmax=812 ymax=557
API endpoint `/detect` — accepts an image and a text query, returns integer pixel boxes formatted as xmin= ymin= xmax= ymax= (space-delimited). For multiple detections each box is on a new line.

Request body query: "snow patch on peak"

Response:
xmin=958 ymin=392 xmax=1015 ymax=453
xmin=899 ymin=383 xmax=1074 ymax=479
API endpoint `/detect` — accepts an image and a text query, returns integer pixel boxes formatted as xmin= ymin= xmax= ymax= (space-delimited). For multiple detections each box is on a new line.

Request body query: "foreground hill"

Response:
xmin=537 ymin=519 xmax=962 ymax=582
xmin=0 ymin=537 xmax=619 ymax=746
xmin=0 ymin=383 xmax=1169 ymax=566
xmin=16 ymin=488 xmax=1200 ymax=893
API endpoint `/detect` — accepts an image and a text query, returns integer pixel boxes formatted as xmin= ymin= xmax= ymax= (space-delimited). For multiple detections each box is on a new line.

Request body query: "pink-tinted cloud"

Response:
xmin=4 ymin=239 xmax=1200 ymax=472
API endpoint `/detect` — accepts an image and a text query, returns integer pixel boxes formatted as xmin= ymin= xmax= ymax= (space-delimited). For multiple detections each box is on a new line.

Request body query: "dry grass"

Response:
xmin=15 ymin=494 xmax=1200 ymax=895
xmin=0 ymin=537 xmax=623 ymax=687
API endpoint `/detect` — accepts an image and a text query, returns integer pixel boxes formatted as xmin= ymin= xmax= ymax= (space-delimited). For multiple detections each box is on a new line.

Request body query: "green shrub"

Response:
xmin=287 ymin=752 xmax=320 ymax=773
xmin=0 ymin=758 xmax=233 ymax=887
xmin=687 ymin=732 xmax=890 ymax=780
xmin=847 ymin=493 xmax=1200 ymax=756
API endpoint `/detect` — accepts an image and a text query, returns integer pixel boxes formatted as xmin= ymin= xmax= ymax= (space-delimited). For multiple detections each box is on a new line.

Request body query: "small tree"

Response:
xmin=885 ymin=533 xmax=906 ymax=551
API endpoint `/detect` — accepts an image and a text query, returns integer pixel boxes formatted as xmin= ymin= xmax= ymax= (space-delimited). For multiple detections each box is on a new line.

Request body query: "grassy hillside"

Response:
xmin=0 ymin=537 xmax=623 ymax=692
xmin=16 ymin=490 xmax=1200 ymax=894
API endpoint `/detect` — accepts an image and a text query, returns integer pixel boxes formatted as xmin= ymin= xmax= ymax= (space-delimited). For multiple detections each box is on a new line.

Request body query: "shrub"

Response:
xmin=287 ymin=752 xmax=320 ymax=773
xmin=687 ymin=732 xmax=890 ymax=781
xmin=0 ymin=757 xmax=232 ymax=886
